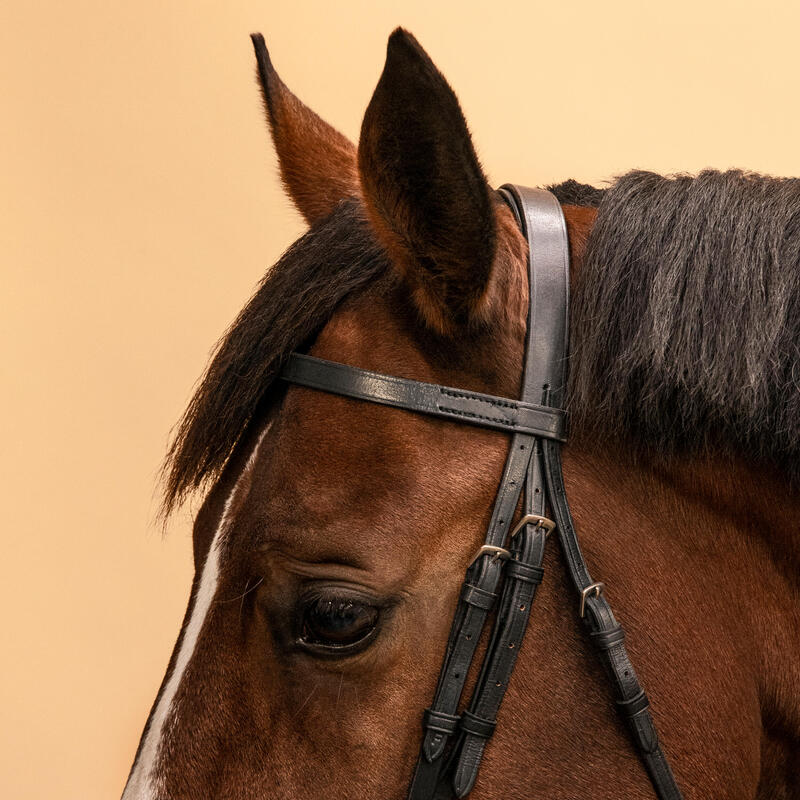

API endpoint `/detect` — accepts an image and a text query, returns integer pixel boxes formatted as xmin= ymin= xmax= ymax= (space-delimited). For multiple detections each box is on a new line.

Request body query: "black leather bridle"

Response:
xmin=281 ymin=186 xmax=683 ymax=799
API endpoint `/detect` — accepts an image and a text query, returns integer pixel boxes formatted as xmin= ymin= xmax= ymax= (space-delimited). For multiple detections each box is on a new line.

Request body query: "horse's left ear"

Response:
xmin=251 ymin=33 xmax=359 ymax=225
xmin=358 ymin=29 xmax=497 ymax=334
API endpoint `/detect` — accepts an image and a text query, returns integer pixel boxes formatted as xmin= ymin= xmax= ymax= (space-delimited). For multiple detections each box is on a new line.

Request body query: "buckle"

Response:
xmin=468 ymin=545 xmax=511 ymax=568
xmin=509 ymin=513 xmax=556 ymax=538
xmin=579 ymin=582 xmax=605 ymax=618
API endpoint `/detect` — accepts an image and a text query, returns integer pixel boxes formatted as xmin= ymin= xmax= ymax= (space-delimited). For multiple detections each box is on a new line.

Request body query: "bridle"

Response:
xmin=281 ymin=186 xmax=683 ymax=799
xmin=282 ymin=186 xmax=683 ymax=799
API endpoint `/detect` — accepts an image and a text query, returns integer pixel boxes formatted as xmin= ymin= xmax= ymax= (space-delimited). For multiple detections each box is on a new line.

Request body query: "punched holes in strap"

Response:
xmin=459 ymin=710 xmax=497 ymax=740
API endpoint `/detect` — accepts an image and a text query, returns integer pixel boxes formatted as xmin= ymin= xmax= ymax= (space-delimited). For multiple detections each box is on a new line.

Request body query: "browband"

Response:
xmin=281 ymin=353 xmax=568 ymax=441
xmin=279 ymin=185 xmax=682 ymax=800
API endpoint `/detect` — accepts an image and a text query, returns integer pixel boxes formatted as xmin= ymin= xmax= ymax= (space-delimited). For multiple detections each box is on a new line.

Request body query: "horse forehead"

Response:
xmin=311 ymin=292 xmax=436 ymax=379
xmin=247 ymin=393 xmax=504 ymax=534
xmin=226 ymin=379 xmax=512 ymax=592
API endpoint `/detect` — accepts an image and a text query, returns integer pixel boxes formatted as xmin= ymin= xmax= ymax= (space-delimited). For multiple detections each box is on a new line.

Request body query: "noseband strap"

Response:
xmin=280 ymin=186 xmax=683 ymax=800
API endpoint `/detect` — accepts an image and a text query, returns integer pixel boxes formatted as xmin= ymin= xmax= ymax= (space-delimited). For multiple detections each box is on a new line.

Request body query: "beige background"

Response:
xmin=2 ymin=1 xmax=798 ymax=797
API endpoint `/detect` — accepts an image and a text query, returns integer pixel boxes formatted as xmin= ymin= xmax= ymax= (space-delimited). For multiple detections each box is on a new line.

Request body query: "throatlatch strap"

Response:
xmin=514 ymin=185 xmax=681 ymax=800
xmin=542 ymin=439 xmax=683 ymax=800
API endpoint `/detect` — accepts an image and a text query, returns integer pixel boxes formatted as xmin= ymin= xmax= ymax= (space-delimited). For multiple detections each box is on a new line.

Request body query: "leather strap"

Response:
xmin=406 ymin=188 xmax=567 ymax=799
xmin=281 ymin=354 xmax=567 ymax=441
xmin=406 ymin=436 xmax=534 ymax=799
xmin=447 ymin=186 xmax=568 ymax=796
xmin=451 ymin=456 xmax=547 ymax=797
xmin=499 ymin=185 xmax=571 ymax=407
xmin=511 ymin=186 xmax=681 ymax=799
xmin=543 ymin=439 xmax=682 ymax=799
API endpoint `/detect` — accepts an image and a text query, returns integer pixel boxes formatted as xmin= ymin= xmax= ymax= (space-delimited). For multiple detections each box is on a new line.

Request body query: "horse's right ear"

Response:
xmin=251 ymin=33 xmax=359 ymax=225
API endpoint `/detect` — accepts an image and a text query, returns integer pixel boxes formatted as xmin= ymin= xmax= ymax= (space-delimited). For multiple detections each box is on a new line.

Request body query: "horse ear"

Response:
xmin=251 ymin=33 xmax=359 ymax=225
xmin=358 ymin=29 xmax=497 ymax=334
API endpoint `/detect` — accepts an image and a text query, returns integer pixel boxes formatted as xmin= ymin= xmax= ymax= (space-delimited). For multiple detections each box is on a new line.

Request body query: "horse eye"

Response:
xmin=299 ymin=594 xmax=379 ymax=653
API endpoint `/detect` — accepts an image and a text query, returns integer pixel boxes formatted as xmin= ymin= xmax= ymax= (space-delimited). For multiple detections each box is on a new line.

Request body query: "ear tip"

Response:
xmin=388 ymin=26 xmax=416 ymax=44
xmin=250 ymin=32 xmax=275 ymax=76
xmin=251 ymin=31 xmax=282 ymax=121
xmin=387 ymin=27 xmax=427 ymax=62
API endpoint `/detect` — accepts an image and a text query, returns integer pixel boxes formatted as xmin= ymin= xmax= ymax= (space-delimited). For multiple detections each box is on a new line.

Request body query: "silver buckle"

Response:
xmin=469 ymin=544 xmax=511 ymax=568
xmin=579 ymin=582 xmax=605 ymax=618
xmin=509 ymin=513 xmax=556 ymax=538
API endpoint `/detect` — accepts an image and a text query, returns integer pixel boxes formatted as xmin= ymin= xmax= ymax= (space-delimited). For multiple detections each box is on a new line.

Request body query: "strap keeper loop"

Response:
xmin=615 ymin=690 xmax=650 ymax=718
xmin=590 ymin=624 xmax=625 ymax=650
xmin=459 ymin=710 xmax=497 ymax=739
xmin=422 ymin=708 xmax=460 ymax=736
xmin=461 ymin=583 xmax=497 ymax=611
xmin=505 ymin=560 xmax=544 ymax=585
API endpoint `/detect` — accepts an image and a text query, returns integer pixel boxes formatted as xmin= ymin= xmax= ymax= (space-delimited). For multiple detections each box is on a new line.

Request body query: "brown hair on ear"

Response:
xmin=251 ymin=33 xmax=359 ymax=225
xmin=358 ymin=29 xmax=497 ymax=335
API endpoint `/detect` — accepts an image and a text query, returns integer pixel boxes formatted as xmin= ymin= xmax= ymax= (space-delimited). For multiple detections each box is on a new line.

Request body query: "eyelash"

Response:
xmin=294 ymin=586 xmax=383 ymax=657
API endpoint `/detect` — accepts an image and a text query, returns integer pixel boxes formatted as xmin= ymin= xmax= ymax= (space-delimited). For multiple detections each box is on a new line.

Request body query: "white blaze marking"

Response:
xmin=122 ymin=428 xmax=268 ymax=799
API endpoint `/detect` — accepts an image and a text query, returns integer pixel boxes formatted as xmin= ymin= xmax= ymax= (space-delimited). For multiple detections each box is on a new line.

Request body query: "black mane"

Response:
xmin=163 ymin=169 xmax=800 ymax=514
xmin=548 ymin=179 xmax=606 ymax=207
xmin=571 ymin=169 xmax=800 ymax=476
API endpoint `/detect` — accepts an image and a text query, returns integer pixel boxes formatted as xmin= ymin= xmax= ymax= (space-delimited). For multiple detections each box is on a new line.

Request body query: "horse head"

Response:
xmin=122 ymin=28 xmax=800 ymax=800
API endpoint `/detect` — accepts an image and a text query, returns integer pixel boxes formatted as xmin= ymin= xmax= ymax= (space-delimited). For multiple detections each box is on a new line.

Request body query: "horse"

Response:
xmin=121 ymin=27 xmax=800 ymax=800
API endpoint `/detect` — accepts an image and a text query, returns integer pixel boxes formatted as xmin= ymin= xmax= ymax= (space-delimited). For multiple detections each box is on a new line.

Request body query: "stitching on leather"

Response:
xmin=440 ymin=388 xmax=517 ymax=410
xmin=439 ymin=406 xmax=512 ymax=426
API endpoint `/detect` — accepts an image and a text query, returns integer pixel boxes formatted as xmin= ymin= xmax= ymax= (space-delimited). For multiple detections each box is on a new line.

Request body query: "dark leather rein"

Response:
xmin=281 ymin=186 xmax=683 ymax=800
